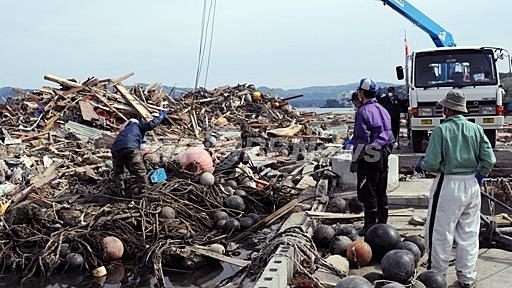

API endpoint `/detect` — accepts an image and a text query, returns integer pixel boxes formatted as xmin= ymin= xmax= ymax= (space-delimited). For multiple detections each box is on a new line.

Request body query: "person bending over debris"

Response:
xmin=414 ymin=90 xmax=496 ymax=288
xmin=111 ymin=111 xmax=166 ymax=196
xmin=350 ymin=78 xmax=393 ymax=236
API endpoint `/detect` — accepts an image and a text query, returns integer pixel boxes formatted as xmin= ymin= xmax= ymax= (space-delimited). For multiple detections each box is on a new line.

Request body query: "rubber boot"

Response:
xmin=358 ymin=210 xmax=378 ymax=236
xmin=377 ymin=207 xmax=389 ymax=224
xmin=112 ymin=175 xmax=126 ymax=196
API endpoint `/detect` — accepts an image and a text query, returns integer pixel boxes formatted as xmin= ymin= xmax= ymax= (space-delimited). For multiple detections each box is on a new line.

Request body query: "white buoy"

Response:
xmin=200 ymin=172 xmax=215 ymax=186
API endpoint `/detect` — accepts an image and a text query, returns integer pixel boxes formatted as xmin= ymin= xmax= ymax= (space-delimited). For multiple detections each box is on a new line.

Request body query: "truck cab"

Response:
xmin=398 ymin=47 xmax=507 ymax=152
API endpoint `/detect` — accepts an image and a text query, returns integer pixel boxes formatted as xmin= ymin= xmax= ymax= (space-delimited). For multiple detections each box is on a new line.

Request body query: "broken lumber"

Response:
xmin=44 ymin=74 xmax=83 ymax=89
xmin=111 ymin=71 xmax=135 ymax=85
xmin=307 ymin=208 xmax=415 ymax=219
xmin=9 ymin=162 xmax=62 ymax=211
xmin=114 ymin=84 xmax=152 ymax=121
xmin=190 ymin=246 xmax=250 ymax=267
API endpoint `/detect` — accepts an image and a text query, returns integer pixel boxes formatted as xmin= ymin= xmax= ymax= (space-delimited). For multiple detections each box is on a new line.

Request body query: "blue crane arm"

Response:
xmin=381 ymin=0 xmax=456 ymax=47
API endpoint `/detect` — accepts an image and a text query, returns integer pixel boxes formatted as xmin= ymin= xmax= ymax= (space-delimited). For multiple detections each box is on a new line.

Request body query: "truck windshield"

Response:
xmin=414 ymin=50 xmax=497 ymax=88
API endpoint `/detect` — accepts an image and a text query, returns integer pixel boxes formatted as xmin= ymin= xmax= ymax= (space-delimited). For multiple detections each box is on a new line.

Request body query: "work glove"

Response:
xmin=155 ymin=110 xmax=167 ymax=124
xmin=342 ymin=139 xmax=353 ymax=150
xmin=414 ymin=156 xmax=425 ymax=174
xmin=475 ymin=170 xmax=484 ymax=186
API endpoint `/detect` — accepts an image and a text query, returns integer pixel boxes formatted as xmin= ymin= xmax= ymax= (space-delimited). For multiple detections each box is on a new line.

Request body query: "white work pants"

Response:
xmin=424 ymin=173 xmax=481 ymax=284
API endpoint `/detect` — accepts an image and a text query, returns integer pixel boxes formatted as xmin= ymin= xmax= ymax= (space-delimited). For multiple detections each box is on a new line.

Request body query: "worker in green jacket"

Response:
xmin=414 ymin=89 xmax=496 ymax=288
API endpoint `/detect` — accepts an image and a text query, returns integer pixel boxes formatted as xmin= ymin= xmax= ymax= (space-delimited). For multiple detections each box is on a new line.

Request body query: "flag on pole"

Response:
xmin=404 ymin=32 xmax=410 ymax=57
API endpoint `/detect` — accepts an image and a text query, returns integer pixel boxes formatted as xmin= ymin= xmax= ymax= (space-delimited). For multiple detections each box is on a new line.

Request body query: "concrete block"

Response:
xmin=331 ymin=153 xmax=399 ymax=191
xmin=331 ymin=153 xmax=357 ymax=190
xmin=254 ymin=245 xmax=295 ymax=288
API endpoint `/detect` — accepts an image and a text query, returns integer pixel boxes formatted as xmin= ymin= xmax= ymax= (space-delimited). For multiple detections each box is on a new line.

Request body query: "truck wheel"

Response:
xmin=483 ymin=129 xmax=496 ymax=148
xmin=412 ymin=131 xmax=427 ymax=153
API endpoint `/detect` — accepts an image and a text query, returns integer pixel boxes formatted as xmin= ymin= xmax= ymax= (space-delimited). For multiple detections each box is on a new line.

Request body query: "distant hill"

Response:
xmin=0 ymin=87 xmax=14 ymax=104
xmin=258 ymin=82 xmax=398 ymax=107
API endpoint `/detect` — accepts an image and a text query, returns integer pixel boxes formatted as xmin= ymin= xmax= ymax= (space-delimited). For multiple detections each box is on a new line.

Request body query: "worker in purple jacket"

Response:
xmin=350 ymin=78 xmax=393 ymax=235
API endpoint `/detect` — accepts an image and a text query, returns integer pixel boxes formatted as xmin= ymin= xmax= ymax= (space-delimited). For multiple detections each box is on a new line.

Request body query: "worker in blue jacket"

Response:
xmin=111 ymin=111 xmax=166 ymax=196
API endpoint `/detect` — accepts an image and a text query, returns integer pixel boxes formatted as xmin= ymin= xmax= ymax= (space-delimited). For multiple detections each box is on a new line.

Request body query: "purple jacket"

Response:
xmin=353 ymin=99 xmax=393 ymax=148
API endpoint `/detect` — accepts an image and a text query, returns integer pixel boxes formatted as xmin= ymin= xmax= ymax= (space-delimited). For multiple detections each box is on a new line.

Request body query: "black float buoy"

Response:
xmin=65 ymin=253 xmax=84 ymax=271
xmin=412 ymin=281 xmax=427 ymax=288
xmin=246 ymin=213 xmax=260 ymax=223
xmin=347 ymin=197 xmax=364 ymax=213
xmin=363 ymin=272 xmax=385 ymax=284
xmin=239 ymin=217 xmax=254 ymax=230
xmin=225 ymin=195 xmax=246 ymax=211
xmin=327 ymin=197 xmax=347 ymax=213
xmin=381 ymin=249 xmax=416 ymax=284
xmin=335 ymin=275 xmax=373 ymax=288
xmin=417 ymin=271 xmax=447 ymax=288
xmin=313 ymin=225 xmax=336 ymax=248
xmin=403 ymin=235 xmax=426 ymax=257
xmin=223 ymin=218 xmax=240 ymax=233
xmin=334 ymin=225 xmax=358 ymax=239
xmin=216 ymin=219 xmax=227 ymax=230
xmin=212 ymin=211 xmax=229 ymax=223
xmin=396 ymin=241 xmax=421 ymax=265
xmin=330 ymin=236 xmax=352 ymax=257
xmin=365 ymin=224 xmax=401 ymax=260
xmin=334 ymin=225 xmax=357 ymax=236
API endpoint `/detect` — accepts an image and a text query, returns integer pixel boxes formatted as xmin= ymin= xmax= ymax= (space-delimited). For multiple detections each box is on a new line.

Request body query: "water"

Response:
xmin=2 ymin=261 xmax=240 ymax=288
xmin=296 ymin=107 xmax=354 ymax=114
xmin=1 ymin=248 xmax=255 ymax=288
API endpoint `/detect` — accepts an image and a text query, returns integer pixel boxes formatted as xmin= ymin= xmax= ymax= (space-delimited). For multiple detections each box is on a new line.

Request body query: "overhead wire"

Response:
xmin=194 ymin=0 xmax=208 ymax=90
xmin=199 ymin=0 xmax=215 ymax=77
xmin=203 ymin=0 xmax=217 ymax=87
xmin=194 ymin=0 xmax=218 ymax=90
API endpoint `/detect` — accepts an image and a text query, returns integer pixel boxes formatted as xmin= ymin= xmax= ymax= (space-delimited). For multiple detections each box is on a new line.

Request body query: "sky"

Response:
xmin=1 ymin=0 xmax=511 ymax=90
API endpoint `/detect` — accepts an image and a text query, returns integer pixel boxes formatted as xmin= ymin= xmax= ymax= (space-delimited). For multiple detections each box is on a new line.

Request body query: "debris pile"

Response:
xmin=0 ymin=72 xmax=328 ymax=282
xmin=168 ymin=85 xmax=313 ymax=137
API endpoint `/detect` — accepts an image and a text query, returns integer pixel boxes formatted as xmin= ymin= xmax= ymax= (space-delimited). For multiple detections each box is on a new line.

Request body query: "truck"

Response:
xmin=381 ymin=0 xmax=511 ymax=152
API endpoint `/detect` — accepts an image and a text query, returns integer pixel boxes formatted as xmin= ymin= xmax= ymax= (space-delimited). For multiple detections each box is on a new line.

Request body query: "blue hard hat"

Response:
xmin=358 ymin=78 xmax=377 ymax=92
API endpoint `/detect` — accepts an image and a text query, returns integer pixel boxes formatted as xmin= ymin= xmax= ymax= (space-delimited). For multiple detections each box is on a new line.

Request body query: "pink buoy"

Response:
xmin=173 ymin=147 xmax=214 ymax=174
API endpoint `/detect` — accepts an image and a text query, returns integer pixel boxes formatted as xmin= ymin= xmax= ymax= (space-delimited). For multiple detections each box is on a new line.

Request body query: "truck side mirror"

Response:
xmin=396 ymin=66 xmax=405 ymax=80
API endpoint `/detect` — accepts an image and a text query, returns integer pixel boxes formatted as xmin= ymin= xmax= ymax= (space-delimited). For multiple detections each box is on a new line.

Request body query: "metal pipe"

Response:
xmin=481 ymin=191 xmax=512 ymax=214
xmin=496 ymin=227 xmax=512 ymax=234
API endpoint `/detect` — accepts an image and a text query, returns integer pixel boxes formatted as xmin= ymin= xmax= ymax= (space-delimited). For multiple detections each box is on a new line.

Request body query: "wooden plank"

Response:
xmin=61 ymin=86 xmax=85 ymax=97
xmin=144 ymin=82 xmax=160 ymax=94
xmin=20 ymin=131 xmax=49 ymax=141
xmin=44 ymin=74 xmax=83 ymax=89
xmin=79 ymin=100 xmax=98 ymax=121
xmin=9 ymin=163 xmax=62 ymax=211
xmin=43 ymin=115 xmax=60 ymax=132
xmin=232 ymin=199 xmax=299 ymax=242
xmin=114 ymin=84 xmax=152 ymax=121
xmin=190 ymin=110 xmax=200 ymax=138
xmin=111 ymin=71 xmax=135 ymax=85
xmin=0 ymin=104 xmax=16 ymax=117
xmin=190 ymin=246 xmax=250 ymax=267
xmin=307 ymin=208 xmax=415 ymax=220
xmin=60 ymin=164 xmax=104 ymax=174
xmin=91 ymin=89 xmax=129 ymax=121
